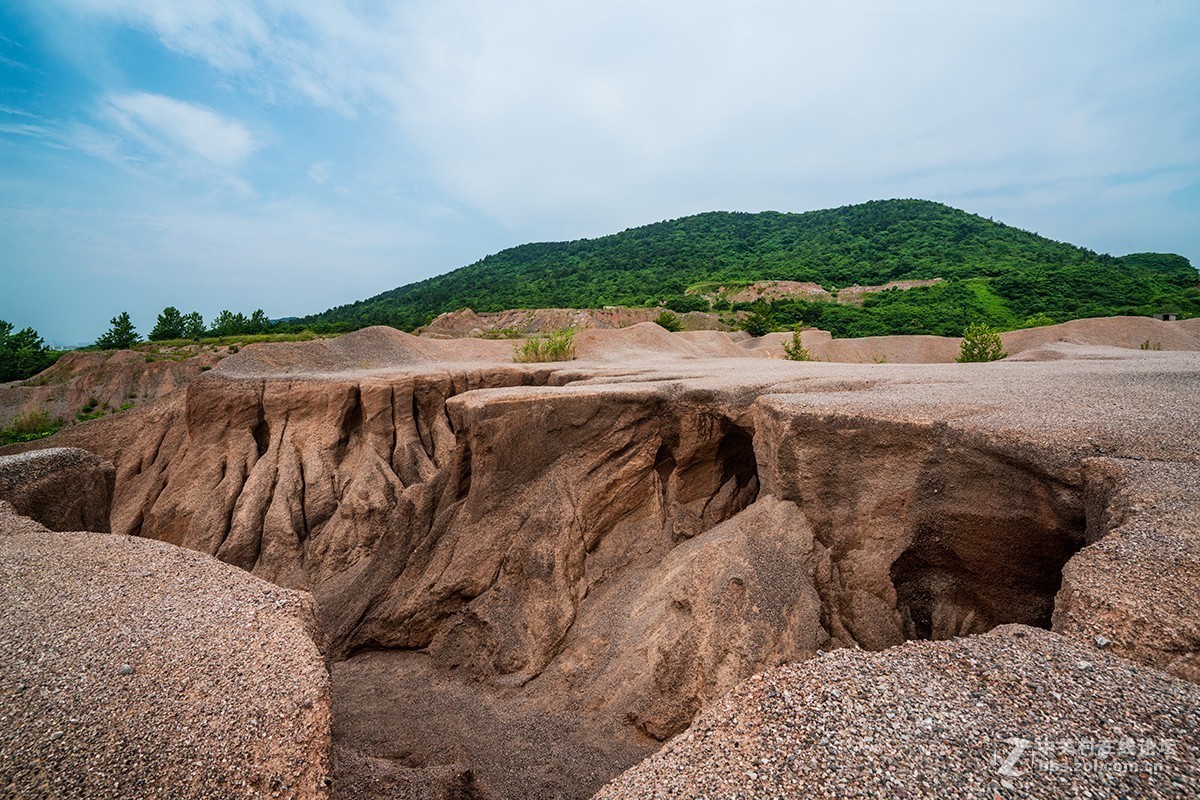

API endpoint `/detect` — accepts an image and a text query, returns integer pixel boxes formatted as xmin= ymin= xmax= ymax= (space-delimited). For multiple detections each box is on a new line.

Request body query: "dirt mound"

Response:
xmin=574 ymin=323 xmax=774 ymax=362
xmin=596 ymin=626 xmax=1200 ymax=799
xmin=1002 ymin=315 xmax=1200 ymax=354
xmin=0 ymin=504 xmax=330 ymax=799
xmin=216 ymin=326 xmax=520 ymax=378
xmin=815 ymin=333 xmax=959 ymax=363
xmin=0 ymin=347 xmax=222 ymax=429
xmin=420 ymin=307 xmax=729 ymax=338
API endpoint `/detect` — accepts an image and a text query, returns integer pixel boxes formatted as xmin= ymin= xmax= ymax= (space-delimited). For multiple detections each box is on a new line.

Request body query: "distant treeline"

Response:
xmin=299 ymin=199 xmax=1199 ymax=338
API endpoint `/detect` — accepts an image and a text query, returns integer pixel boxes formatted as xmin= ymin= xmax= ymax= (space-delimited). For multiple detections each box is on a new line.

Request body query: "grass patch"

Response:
xmin=514 ymin=328 xmax=576 ymax=362
xmin=1 ymin=408 xmax=64 ymax=445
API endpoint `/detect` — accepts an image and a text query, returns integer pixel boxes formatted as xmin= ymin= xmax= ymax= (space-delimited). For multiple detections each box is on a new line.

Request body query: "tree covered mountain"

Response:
xmin=302 ymin=199 xmax=1199 ymax=337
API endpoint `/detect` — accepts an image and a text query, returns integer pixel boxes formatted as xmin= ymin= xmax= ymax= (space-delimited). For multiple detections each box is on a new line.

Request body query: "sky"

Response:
xmin=1 ymin=1 xmax=1198 ymax=346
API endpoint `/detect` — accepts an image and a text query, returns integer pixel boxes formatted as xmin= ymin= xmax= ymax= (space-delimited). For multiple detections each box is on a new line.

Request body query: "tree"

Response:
xmin=248 ymin=309 xmax=271 ymax=334
xmin=181 ymin=311 xmax=206 ymax=339
xmin=209 ymin=310 xmax=249 ymax=337
xmin=150 ymin=306 xmax=185 ymax=340
xmin=740 ymin=303 xmax=774 ymax=337
xmin=654 ymin=310 xmax=681 ymax=332
xmin=0 ymin=320 xmax=59 ymax=382
xmin=782 ymin=327 xmax=813 ymax=361
xmin=95 ymin=312 xmax=141 ymax=350
xmin=956 ymin=323 xmax=1007 ymax=362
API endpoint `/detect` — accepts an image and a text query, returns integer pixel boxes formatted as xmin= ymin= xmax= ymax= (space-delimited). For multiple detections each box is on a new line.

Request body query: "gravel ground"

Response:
xmin=596 ymin=626 xmax=1200 ymax=799
xmin=0 ymin=503 xmax=332 ymax=800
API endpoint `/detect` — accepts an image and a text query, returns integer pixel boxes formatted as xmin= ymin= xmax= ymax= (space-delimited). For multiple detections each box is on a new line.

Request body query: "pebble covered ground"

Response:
xmin=0 ymin=504 xmax=331 ymax=799
xmin=595 ymin=626 xmax=1200 ymax=799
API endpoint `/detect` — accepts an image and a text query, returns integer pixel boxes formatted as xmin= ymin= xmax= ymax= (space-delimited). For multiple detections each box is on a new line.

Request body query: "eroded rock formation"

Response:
xmin=5 ymin=322 xmax=1199 ymax=799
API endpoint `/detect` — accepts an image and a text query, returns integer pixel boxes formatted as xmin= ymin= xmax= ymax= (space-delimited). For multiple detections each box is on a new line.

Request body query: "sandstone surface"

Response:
xmin=3 ymin=316 xmax=1198 ymax=799
xmin=0 ymin=503 xmax=331 ymax=799
xmin=596 ymin=626 xmax=1200 ymax=799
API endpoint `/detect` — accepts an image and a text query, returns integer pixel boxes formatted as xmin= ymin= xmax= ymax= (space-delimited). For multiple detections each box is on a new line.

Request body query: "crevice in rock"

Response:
xmin=252 ymin=408 xmax=270 ymax=459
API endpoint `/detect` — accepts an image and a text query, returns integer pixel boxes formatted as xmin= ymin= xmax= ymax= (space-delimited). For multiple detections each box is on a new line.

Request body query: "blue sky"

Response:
xmin=1 ymin=1 xmax=1198 ymax=346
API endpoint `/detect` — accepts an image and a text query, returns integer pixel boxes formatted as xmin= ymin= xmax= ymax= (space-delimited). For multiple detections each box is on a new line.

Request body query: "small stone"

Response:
xmin=1094 ymin=636 xmax=1110 ymax=649
xmin=1076 ymin=660 xmax=1093 ymax=670
xmin=117 ymin=664 xmax=135 ymax=676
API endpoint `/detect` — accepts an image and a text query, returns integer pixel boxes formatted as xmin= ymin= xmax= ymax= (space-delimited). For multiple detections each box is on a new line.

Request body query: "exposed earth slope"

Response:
xmin=2 ymin=316 xmax=1199 ymax=799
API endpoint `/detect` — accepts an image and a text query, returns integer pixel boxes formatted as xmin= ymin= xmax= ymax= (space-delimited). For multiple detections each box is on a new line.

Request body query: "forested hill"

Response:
xmin=303 ymin=199 xmax=1199 ymax=337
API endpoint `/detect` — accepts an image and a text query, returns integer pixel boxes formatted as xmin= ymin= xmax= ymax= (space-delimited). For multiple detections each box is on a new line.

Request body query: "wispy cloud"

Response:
xmin=106 ymin=92 xmax=258 ymax=168
xmin=307 ymin=160 xmax=332 ymax=185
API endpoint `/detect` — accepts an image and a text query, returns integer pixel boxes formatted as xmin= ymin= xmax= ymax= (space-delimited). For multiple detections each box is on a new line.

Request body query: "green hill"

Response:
xmin=303 ymin=199 xmax=1199 ymax=338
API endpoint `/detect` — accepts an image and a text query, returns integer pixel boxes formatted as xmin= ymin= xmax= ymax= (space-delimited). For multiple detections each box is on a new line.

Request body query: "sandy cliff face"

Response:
xmin=43 ymin=344 xmax=1094 ymax=749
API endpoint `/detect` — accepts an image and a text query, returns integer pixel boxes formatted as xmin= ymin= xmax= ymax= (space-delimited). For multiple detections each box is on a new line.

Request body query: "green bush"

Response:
xmin=76 ymin=396 xmax=106 ymax=421
xmin=957 ymin=323 xmax=1008 ymax=362
xmin=514 ymin=328 xmax=576 ymax=362
xmin=739 ymin=303 xmax=774 ymax=337
xmin=654 ymin=310 xmax=682 ymax=332
xmin=782 ymin=328 xmax=813 ymax=361
xmin=1 ymin=408 xmax=64 ymax=445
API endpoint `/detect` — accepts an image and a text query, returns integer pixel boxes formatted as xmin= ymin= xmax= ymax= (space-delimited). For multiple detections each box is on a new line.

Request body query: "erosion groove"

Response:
xmin=76 ymin=360 xmax=1100 ymax=799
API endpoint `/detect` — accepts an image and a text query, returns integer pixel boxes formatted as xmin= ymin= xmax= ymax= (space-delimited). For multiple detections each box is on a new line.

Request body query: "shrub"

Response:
xmin=514 ymin=328 xmax=576 ymax=363
xmin=654 ymin=310 xmax=682 ymax=332
xmin=956 ymin=323 xmax=1008 ymax=362
xmin=1140 ymin=340 xmax=1163 ymax=351
xmin=1 ymin=408 xmax=64 ymax=445
xmin=1021 ymin=312 xmax=1056 ymax=329
xmin=76 ymin=396 xmax=106 ymax=421
xmin=782 ymin=327 xmax=813 ymax=361
xmin=740 ymin=304 xmax=774 ymax=337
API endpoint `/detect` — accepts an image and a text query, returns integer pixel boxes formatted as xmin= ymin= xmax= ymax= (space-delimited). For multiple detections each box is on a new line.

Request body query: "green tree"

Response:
xmin=95 ymin=312 xmax=141 ymax=350
xmin=654 ymin=310 xmax=682 ymax=332
xmin=150 ymin=306 xmax=185 ymax=340
xmin=0 ymin=320 xmax=60 ymax=381
xmin=181 ymin=312 xmax=206 ymax=339
xmin=210 ymin=310 xmax=250 ymax=337
xmin=248 ymin=309 xmax=271 ymax=334
xmin=956 ymin=323 xmax=1007 ymax=362
xmin=782 ymin=327 xmax=813 ymax=361
xmin=740 ymin=303 xmax=774 ymax=337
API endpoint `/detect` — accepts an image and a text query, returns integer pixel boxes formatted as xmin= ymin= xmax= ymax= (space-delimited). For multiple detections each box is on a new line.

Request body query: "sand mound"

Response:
xmin=216 ymin=327 xmax=517 ymax=378
xmin=0 ymin=503 xmax=331 ymax=799
xmin=218 ymin=327 xmax=436 ymax=377
xmin=1002 ymin=316 xmax=1200 ymax=354
xmin=597 ymin=626 xmax=1200 ymax=799
xmin=572 ymin=323 xmax=721 ymax=361
xmin=817 ymin=334 xmax=959 ymax=363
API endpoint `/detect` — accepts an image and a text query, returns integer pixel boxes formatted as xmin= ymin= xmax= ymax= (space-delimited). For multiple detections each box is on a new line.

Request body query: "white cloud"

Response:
xmin=307 ymin=160 xmax=332 ymax=184
xmin=106 ymin=92 xmax=258 ymax=168
xmin=30 ymin=0 xmax=1200 ymax=274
